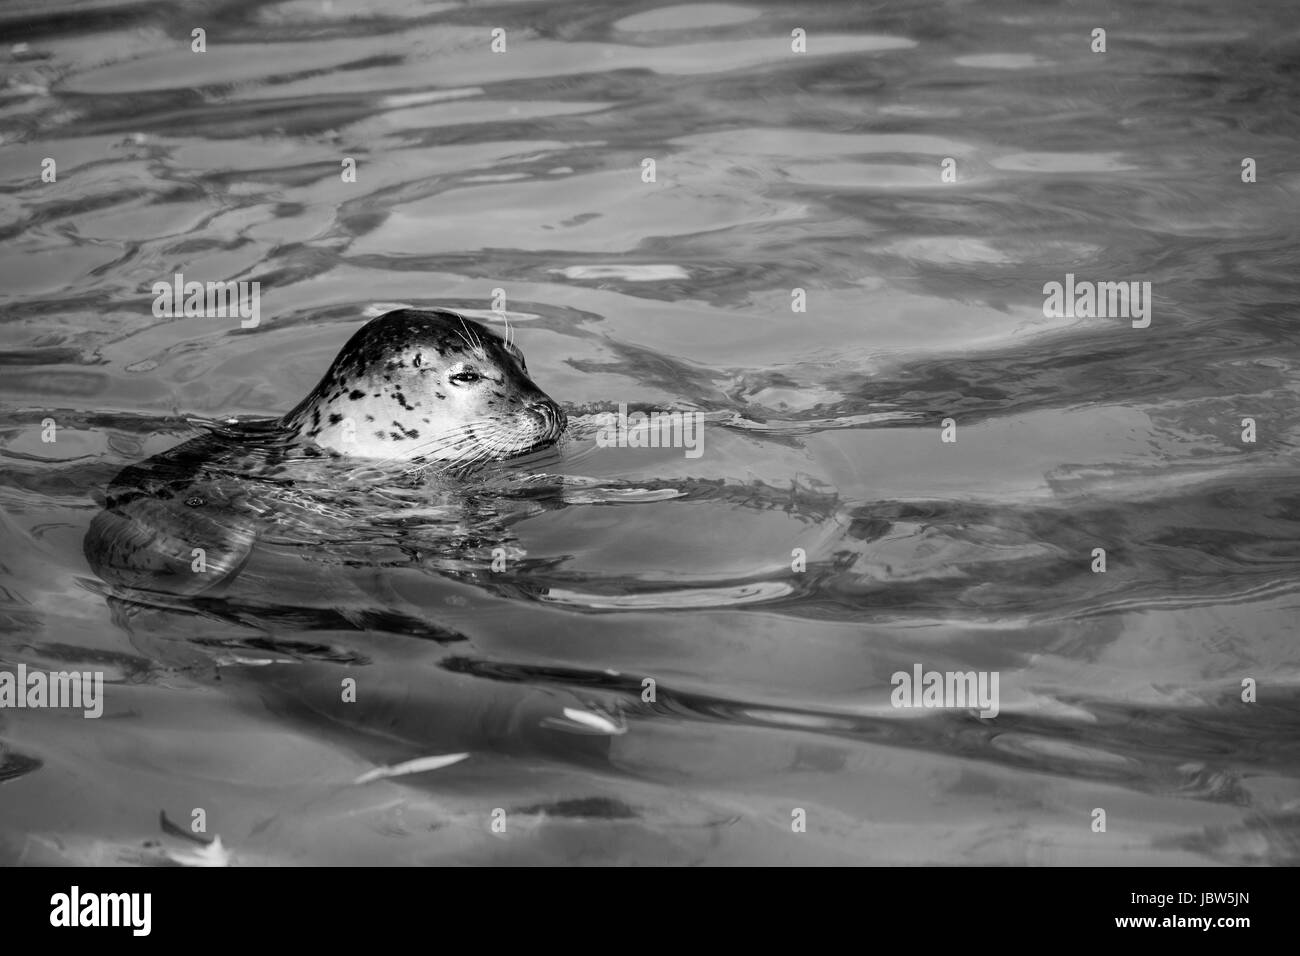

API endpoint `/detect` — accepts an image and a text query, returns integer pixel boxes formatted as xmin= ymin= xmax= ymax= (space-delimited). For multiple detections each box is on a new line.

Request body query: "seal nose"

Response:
xmin=527 ymin=398 xmax=566 ymax=438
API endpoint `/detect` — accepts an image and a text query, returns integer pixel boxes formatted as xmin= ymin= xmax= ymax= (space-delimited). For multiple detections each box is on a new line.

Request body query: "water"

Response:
xmin=2 ymin=0 xmax=1299 ymax=865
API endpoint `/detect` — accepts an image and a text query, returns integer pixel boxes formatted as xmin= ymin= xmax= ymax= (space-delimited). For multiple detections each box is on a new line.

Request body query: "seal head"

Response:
xmin=283 ymin=309 xmax=565 ymax=463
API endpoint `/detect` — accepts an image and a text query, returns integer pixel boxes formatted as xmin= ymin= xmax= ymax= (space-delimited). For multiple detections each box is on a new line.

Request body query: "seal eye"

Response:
xmin=450 ymin=370 xmax=481 ymax=385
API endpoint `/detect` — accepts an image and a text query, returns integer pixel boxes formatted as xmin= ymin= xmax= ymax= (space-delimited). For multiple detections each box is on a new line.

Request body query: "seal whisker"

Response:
xmin=394 ymin=426 xmax=490 ymax=473
xmin=392 ymin=418 xmax=508 ymax=475
xmin=456 ymin=315 xmax=486 ymax=359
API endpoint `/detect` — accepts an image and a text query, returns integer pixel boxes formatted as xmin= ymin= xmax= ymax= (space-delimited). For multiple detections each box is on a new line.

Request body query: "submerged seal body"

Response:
xmin=84 ymin=308 xmax=566 ymax=596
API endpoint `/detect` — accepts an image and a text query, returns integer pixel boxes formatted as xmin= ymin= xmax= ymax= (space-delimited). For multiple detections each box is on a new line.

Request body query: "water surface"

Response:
xmin=2 ymin=0 xmax=1299 ymax=864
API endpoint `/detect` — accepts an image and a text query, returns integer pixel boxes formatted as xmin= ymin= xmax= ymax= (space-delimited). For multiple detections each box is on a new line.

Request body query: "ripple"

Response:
xmin=990 ymin=734 xmax=1136 ymax=770
xmin=553 ymin=265 xmax=691 ymax=281
xmin=560 ymin=486 xmax=685 ymax=504
xmin=258 ymin=0 xmax=458 ymax=24
xmin=614 ymin=4 xmax=762 ymax=32
xmin=0 ymin=748 xmax=42 ymax=784
xmin=990 ymin=152 xmax=1140 ymax=173
xmin=953 ymin=53 xmax=1048 ymax=69
xmin=542 ymin=580 xmax=794 ymax=609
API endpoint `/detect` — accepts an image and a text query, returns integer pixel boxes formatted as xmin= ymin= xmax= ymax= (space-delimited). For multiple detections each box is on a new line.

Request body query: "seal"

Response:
xmin=83 ymin=308 xmax=566 ymax=597
xmin=283 ymin=307 xmax=566 ymax=463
